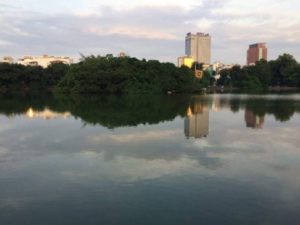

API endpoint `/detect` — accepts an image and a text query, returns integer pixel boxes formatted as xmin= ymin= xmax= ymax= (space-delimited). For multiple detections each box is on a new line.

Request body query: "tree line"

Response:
xmin=217 ymin=54 xmax=300 ymax=90
xmin=0 ymin=53 xmax=299 ymax=94
xmin=0 ymin=62 xmax=69 ymax=93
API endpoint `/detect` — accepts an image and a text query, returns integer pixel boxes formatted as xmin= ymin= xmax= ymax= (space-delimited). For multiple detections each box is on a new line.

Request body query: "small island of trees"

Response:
xmin=56 ymin=55 xmax=204 ymax=94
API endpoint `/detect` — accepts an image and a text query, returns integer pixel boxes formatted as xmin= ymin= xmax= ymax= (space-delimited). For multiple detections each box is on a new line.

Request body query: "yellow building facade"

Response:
xmin=177 ymin=56 xmax=195 ymax=68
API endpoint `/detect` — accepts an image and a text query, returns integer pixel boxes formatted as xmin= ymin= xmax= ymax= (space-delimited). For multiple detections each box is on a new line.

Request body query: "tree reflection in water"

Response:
xmin=0 ymin=93 xmax=299 ymax=131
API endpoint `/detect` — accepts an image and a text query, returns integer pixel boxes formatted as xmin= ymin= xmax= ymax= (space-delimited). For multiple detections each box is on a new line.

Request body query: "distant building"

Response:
xmin=245 ymin=108 xmax=264 ymax=128
xmin=202 ymin=64 xmax=211 ymax=71
xmin=16 ymin=55 xmax=73 ymax=68
xmin=177 ymin=56 xmax=194 ymax=68
xmin=184 ymin=100 xmax=209 ymax=138
xmin=247 ymin=43 xmax=267 ymax=65
xmin=212 ymin=61 xmax=236 ymax=76
xmin=185 ymin=32 xmax=211 ymax=65
xmin=0 ymin=56 xmax=14 ymax=64
xmin=212 ymin=61 xmax=223 ymax=72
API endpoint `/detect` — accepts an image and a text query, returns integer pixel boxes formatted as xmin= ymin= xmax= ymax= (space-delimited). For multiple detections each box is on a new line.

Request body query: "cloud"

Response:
xmin=0 ymin=40 xmax=12 ymax=47
xmin=184 ymin=18 xmax=215 ymax=29
xmin=0 ymin=0 xmax=299 ymax=64
xmin=86 ymin=0 xmax=204 ymax=11
xmin=82 ymin=155 xmax=200 ymax=181
xmin=0 ymin=3 xmax=20 ymax=9
xmin=0 ymin=146 xmax=9 ymax=157
xmin=84 ymin=26 xmax=179 ymax=40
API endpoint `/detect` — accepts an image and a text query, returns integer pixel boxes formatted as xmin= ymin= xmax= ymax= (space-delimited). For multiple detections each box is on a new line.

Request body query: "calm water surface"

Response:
xmin=0 ymin=94 xmax=300 ymax=225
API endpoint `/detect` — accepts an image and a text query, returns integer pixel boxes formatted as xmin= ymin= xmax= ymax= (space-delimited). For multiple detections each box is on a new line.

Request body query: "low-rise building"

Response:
xmin=16 ymin=55 xmax=73 ymax=68
xmin=0 ymin=56 xmax=14 ymax=64
xmin=177 ymin=56 xmax=195 ymax=68
xmin=212 ymin=61 xmax=235 ymax=73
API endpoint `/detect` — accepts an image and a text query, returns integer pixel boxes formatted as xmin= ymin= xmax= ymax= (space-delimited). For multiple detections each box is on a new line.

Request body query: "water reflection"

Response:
xmin=0 ymin=94 xmax=300 ymax=132
xmin=1 ymin=93 xmax=300 ymax=225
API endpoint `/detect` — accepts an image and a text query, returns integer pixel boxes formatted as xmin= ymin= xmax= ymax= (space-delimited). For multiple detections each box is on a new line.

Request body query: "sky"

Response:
xmin=0 ymin=0 xmax=300 ymax=65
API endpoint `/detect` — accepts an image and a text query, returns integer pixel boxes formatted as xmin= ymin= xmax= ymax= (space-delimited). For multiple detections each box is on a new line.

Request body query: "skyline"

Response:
xmin=1 ymin=0 xmax=300 ymax=65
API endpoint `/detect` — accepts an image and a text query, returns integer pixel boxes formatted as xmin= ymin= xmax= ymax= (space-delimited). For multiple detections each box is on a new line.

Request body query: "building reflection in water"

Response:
xmin=211 ymin=95 xmax=221 ymax=112
xmin=184 ymin=99 xmax=209 ymax=139
xmin=244 ymin=108 xmax=264 ymax=129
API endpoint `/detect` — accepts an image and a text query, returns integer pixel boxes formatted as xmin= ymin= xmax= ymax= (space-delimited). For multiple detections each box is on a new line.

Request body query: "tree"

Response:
xmin=191 ymin=62 xmax=203 ymax=70
xmin=243 ymin=59 xmax=271 ymax=89
xmin=217 ymin=69 xmax=231 ymax=86
xmin=270 ymin=54 xmax=298 ymax=86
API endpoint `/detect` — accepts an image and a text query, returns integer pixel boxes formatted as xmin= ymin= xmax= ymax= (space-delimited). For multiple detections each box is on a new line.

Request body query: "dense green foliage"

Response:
xmin=56 ymin=56 xmax=202 ymax=94
xmin=1 ymin=53 xmax=300 ymax=94
xmin=0 ymin=62 xmax=69 ymax=93
xmin=0 ymin=56 xmax=202 ymax=94
xmin=217 ymin=54 xmax=300 ymax=90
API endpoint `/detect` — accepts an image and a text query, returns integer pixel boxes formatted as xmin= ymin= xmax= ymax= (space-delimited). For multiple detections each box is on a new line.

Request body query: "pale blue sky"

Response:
xmin=1 ymin=0 xmax=300 ymax=64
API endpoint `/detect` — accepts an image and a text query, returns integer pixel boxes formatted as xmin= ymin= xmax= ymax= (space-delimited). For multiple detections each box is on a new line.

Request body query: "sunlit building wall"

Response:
xmin=177 ymin=56 xmax=195 ymax=68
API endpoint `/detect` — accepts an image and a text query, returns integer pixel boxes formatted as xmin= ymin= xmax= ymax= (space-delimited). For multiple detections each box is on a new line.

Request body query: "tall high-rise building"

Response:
xmin=247 ymin=43 xmax=267 ymax=65
xmin=185 ymin=32 xmax=211 ymax=65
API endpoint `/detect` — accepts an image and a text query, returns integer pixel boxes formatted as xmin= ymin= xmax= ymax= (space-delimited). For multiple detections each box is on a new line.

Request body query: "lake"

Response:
xmin=0 ymin=93 xmax=300 ymax=225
